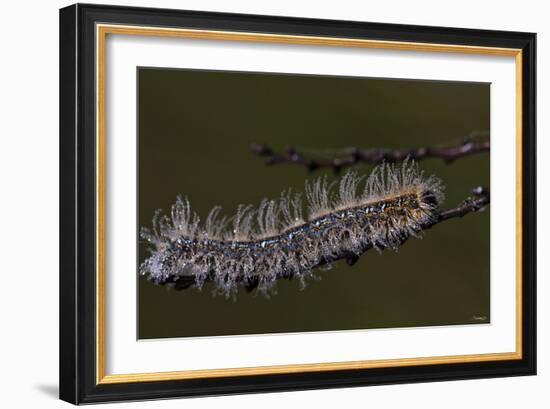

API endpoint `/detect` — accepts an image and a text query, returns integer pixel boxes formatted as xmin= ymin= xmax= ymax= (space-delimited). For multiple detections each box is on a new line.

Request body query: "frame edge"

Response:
xmin=520 ymin=32 xmax=537 ymax=376
xmin=59 ymin=3 xmax=78 ymax=405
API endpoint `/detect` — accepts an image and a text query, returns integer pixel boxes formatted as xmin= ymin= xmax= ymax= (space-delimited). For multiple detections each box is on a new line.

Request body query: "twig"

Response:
xmin=161 ymin=187 xmax=490 ymax=292
xmin=251 ymin=132 xmax=489 ymax=172
xmin=435 ymin=186 xmax=490 ymax=223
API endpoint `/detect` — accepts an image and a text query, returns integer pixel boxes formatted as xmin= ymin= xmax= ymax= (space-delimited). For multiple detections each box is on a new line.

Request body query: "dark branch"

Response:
xmin=162 ymin=187 xmax=490 ymax=293
xmin=251 ymin=132 xmax=489 ymax=172
xmin=435 ymin=186 xmax=490 ymax=223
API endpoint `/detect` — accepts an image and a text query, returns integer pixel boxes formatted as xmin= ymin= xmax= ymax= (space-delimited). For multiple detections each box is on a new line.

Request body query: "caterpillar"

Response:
xmin=140 ymin=160 xmax=444 ymax=297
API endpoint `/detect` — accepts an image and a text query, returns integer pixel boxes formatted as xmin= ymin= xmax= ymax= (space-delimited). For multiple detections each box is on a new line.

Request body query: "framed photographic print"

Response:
xmin=59 ymin=3 xmax=536 ymax=404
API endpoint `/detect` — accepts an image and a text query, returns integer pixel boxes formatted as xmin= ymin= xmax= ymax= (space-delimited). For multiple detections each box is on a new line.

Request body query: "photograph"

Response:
xmin=57 ymin=3 xmax=536 ymax=404
xmin=137 ymin=67 xmax=491 ymax=339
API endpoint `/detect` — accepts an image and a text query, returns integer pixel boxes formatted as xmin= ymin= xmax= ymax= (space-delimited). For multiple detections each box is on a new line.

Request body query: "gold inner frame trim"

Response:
xmin=95 ymin=23 xmax=523 ymax=385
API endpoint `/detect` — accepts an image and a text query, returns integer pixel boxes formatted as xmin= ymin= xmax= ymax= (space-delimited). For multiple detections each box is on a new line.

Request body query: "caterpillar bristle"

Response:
xmin=140 ymin=160 xmax=445 ymax=298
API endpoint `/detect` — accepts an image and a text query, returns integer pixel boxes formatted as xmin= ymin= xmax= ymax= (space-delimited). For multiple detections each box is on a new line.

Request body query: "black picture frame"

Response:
xmin=59 ymin=3 xmax=536 ymax=404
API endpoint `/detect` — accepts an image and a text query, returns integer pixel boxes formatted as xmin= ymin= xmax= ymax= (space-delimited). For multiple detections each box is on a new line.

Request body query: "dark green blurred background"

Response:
xmin=138 ymin=67 xmax=490 ymax=339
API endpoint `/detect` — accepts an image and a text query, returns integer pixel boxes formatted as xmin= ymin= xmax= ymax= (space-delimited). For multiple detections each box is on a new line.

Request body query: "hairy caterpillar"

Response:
xmin=140 ymin=160 xmax=444 ymax=297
